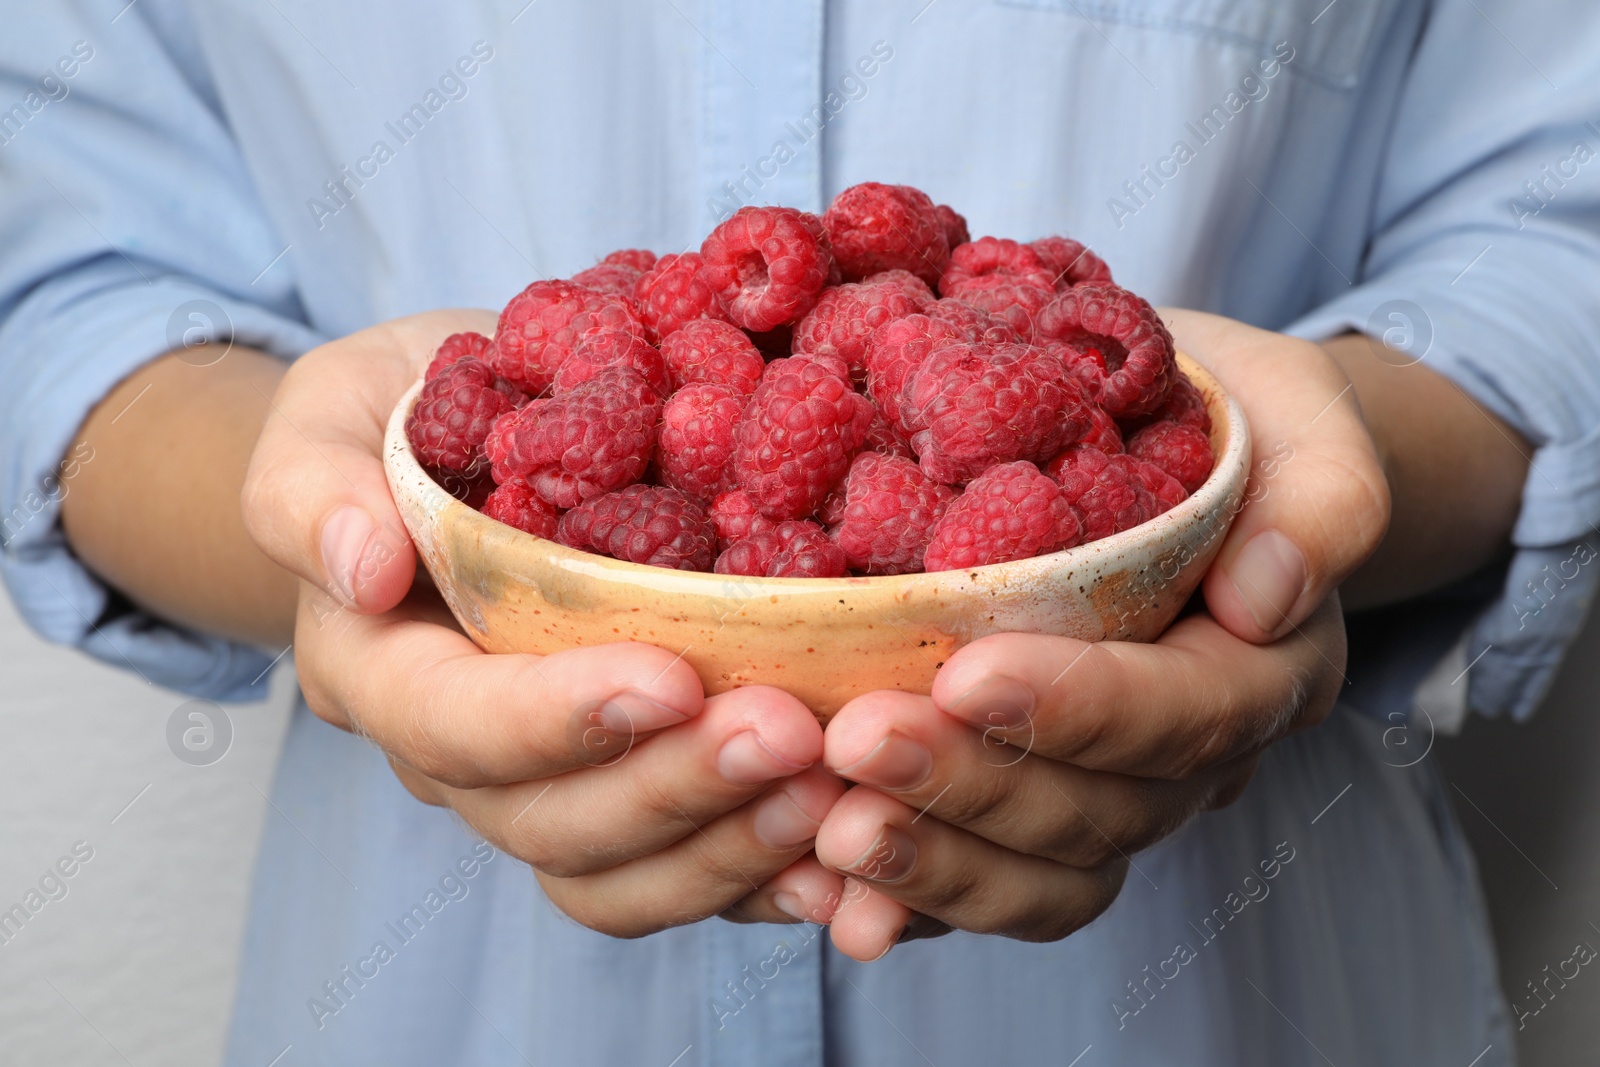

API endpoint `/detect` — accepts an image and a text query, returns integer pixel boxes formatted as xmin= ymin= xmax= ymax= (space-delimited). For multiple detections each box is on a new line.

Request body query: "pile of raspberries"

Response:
xmin=406 ymin=182 xmax=1213 ymax=577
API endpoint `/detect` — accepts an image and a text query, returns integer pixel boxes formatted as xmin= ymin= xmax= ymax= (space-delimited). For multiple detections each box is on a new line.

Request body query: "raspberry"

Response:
xmin=709 ymin=490 xmax=779 ymax=549
xmin=632 ymin=251 xmax=731 ymax=342
xmin=1028 ymin=237 xmax=1113 ymax=290
xmin=863 ymin=269 xmax=936 ymax=306
xmin=821 ymin=182 xmax=950 ymax=286
xmin=493 ymin=280 xmax=646 ymax=395
xmin=481 ymin=481 xmax=559 ymax=538
xmin=863 ymin=410 xmax=913 ymax=459
xmin=556 ymin=485 xmax=716 ymax=571
xmin=1033 ymin=284 xmax=1176 ymax=418
xmin=551 ymin=330 xmax=670 ymax=396
xmin=731 ymin=358 xmax=874 ymax=519
xmin=934 ymin=204 xmax=970 ymax=249
xmin=1079 ymin=404 xmax=1124 ymax=454
xmin=923 ymin=462 xmax=1080 ymax=572
xmin=1040 ymin=339 xmax=1109 ymax=397
xmin=715 ymin=520 xmax=847 ymax=578
xmin=406 ymin=357 xmax=516 ymax=477
xmin=485 ymin=366 xmax=661 ymax=508
xmin=862 ymin=309 xmax=1008 ymax=433
xmin=658 ymin=384 xmax=742 ymax=501
xmin=1126 ymin=420 xmax=1213 ymax=493
xmin=602 ymin=249 xmax=658 ymax=272
xmin=570 ymin=262 xmax=644 ymax=298
xmin=1131 ymin=458 xmax=1190 ymax=512
xmin=938 ymin=237 xmax=1055 ymax=295
xmin=945 ymin=276 xmax=1054 ymax=341
xmin=791 ymin=281 xmax=924 ymax=382
xmin=1047 ymin=446 xmax=1158 ymax=543
xmin=900 ymin=342 xmax=1097 ymax=485
xmin=426 ymin=331 xmax=494 ymax=380
xmin=659 ymin=319 xmax=764 ymax=396
xmin=1138 ymin=370 xmax=1211 ymax=434
xmin=700 ymin=206 xmax=835 ymax=332
xmin=828 ymin=453 xmax=956 ymax=574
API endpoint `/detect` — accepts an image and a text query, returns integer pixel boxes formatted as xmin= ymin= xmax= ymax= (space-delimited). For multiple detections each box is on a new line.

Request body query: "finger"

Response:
xmin=295 ymin=582 xmax=704 ymax=786
xmin=825 ymin=690 xmax=1254 ymax=867
xmin=720 ymin=854 xmax=848 ymax=926
xmin=535 ymin=768 xmax=847 ymax=939
xmin=430 ymin=687 xmax=826 ymax=876
xmin=827 ymin=879 xmax=914 ymax=962
xmin=243 ymin=310 xmax=496 ymax=614
xmin=932 ymin=602 xmax=1344 ymax=779
xmin=815 ymin=789 xmax=1127 ymax=945
xmin=1162 ymin=309 xmax=1390 ymax=642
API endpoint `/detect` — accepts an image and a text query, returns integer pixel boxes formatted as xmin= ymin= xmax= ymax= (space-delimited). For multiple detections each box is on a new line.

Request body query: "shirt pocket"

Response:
xmin=993 ymin=0 xmax=1385 ymax=91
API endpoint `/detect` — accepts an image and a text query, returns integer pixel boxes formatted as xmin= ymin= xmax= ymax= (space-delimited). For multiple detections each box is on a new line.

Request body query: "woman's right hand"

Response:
xmin=242 ymin=311 xmax=844 ymax=936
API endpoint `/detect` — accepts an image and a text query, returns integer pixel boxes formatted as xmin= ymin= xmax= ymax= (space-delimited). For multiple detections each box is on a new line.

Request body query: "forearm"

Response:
xmin=1323 ymin=333 xmax=1530 ymax=611
xmin=60 ymin=347 xmax=297 ymax=648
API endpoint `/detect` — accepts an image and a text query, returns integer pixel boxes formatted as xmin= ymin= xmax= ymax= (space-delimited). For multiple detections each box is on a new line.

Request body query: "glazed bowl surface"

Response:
xmin=383 ymin=352 xmax=1250 ymax=718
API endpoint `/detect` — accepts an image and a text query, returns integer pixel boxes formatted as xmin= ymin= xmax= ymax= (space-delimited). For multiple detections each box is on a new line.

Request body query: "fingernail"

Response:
xmin=773 ymin=892 xmax=809 ymax=922
xmin=1228 ymin=529 xmax=1307 ymax=635
xmin=717 ymin=730 xmax=809 ymax=784
xmin=941 ymin=675 xmax=1035 ymax=731
xmin=753 ymin=789 xmax=821 ymax=849
xmin=837 ymin=732 xmax=932 ymax=791
xmin=596 ymin=691 xmax=693 ymax=735
xmin=845 ymin=826 xmax=916 ymax=883
xmin=320 ymin=505 xmax=376 ymax=605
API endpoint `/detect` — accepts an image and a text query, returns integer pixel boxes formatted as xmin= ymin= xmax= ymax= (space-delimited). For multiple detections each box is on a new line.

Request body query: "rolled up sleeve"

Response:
xmin=0 ymin=4 xmax=323 ymax=700
xmin=1287 ymin=0 xmax=1600 ymax=719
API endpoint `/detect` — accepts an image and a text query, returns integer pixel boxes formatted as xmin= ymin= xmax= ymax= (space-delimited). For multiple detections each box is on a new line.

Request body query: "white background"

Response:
xmin=0 ymin=590 xmax=1595 ymax=1065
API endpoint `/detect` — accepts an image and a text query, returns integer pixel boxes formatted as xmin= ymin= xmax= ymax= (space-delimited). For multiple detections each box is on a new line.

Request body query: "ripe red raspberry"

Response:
xmin=1079 ymin=405 xmax=1124 ymax=454
xmin=1127 ymin=420 xmax=1213 ymax=493
xmin=945 ymin=276 xmax=1054 ymax=341
xmin=791 ymin=281 xmax=924 ymax=382
xmin=1033 ymin=284 xmax=1176 ymax=418
xmin=731 ymin=357 xmax=874 ymax=519
xmin=1047 ymin=446 xmax=1157 ymax=543
xmin=426 ymin=331 xmax=494 ymax=380
xmin=900 ymin=342 xmax=1097 ymax=485
xmin=406 ymin=357 xmax=516 ymax=477
xmin=485 ymin=366 xmax=661 ymax=508
xmin=493 ymin=280 xmax=646 ymax=395
xmin=1027 ymin=237 xmax=1113 ymax=290
xmin=659 ymin=319 xmax=765 ymax=396
xmin=862 ymin=308 xmax=1009 ymax=433
xmin=828 ymin=453 xmax=956 ymax=575
xmin=602 ymin=249 xmax=658 ymax=272
xmin=1131 ymin=458 xmax=1189 ymax=512
xmin=934 ymin=204 xmax=970 ymax=249
xmin=926 ymin=297 xmax=1020 ymax=341
xmin=923 ymin=462 xmax=1080 ymax=571
xmin=938 ymin=237 xmax=1055 ymax=295
xmin=556 ymin=484 xmax=716 ymax=571
xmin=481 ymin=481 xmax=559 ymax=538
xmin=1138 ymin=370 xmax=1212 ymax=434
xmin=709 ymin=490 xmax=779 ymax=549
xmin=863 ymin=269 xmax=936 ymax=306
xmin=863 ymin=410 xmax=913 ymax=459
xmin=551 ymin=330 xmax=670 ymax=396
xmin=1039 ymin=339 xmax=1109 ymax=397
xmin=658 ymin=383 xmax=742 ymax=501
xmin=700 ymin=207 xmax=835 ymax=332
xmin=822 ymin=182 xmax=950 ymax=286
xmin=715 ymin=520 xmax=847 ymax=578
xmin=632 ymin=251 xmax=731 ymax=342
xmin=570 ymin=262 xmax=644 ymax=298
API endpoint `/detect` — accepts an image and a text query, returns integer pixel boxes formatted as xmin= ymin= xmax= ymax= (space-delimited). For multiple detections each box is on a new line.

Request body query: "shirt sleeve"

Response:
xmin=1285 ymin=0 xmax=1600 ymax=720
xmin=0 ymin=3 xmax=324 ymax=701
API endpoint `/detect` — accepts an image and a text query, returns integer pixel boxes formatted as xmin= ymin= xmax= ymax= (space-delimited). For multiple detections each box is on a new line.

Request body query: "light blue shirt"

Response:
xmin=4 ymin=1 xmax=1598 ymax=1063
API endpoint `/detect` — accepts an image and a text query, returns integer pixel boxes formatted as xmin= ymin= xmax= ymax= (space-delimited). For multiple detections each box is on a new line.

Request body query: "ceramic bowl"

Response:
xmin=383 ymin=353 xmax=1250 ymax=719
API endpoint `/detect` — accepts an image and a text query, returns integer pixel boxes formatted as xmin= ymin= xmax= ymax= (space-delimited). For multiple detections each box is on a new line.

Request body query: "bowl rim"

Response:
xmin=384 ymin=350 xmax=1251 ymax=592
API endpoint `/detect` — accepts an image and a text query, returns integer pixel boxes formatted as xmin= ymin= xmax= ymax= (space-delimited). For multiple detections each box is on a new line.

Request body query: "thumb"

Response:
xmin=1162 ymin=309 xmax=1391 ymax=644
xmin=242 ymin=310 xmax=496 ymax=613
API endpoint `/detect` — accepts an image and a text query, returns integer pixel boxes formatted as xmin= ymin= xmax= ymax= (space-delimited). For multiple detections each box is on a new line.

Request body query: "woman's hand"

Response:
xmin=812 ymin=312 xmax=1391 ymax=960
xmin=242 ymin=312 xmax=844 ymax=937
